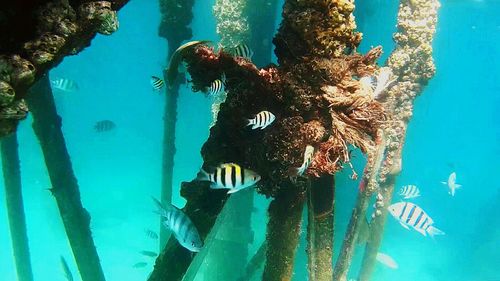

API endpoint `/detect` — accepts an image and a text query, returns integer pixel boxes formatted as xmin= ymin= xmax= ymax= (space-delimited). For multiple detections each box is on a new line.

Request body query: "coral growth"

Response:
xmin=213 ymin=0 xmax=250 ymax=48
xmin=158 ymin=0 xmax=194 ymax=43
xmin=0 ymin=1 xmax=126 ymax=137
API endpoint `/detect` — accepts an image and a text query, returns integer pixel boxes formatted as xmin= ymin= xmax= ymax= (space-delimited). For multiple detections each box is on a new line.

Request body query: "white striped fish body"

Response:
xmin=197 ymin=163 xmax=261 ymax=194
xmin=297 ymin=145 xmax=315 ymax=176
xmin=231 ymin=44 xmax=254 ymax=59
xmin=152 ymin=198 xmax=202 ymax=252
xmin=388 ymin=202 xmax=445 ymax=237
xmin=150 ymin=76 xmax=165 ymax=91
xmin=398 ymin=184 xmax=420 ymax=199
xmin=51 ymin=78 xmax=79 ymax=92
xmin=208 ymin=73 xmax=226 ymax=96
xmin=247 ymin=111 xmax=275 ymax=130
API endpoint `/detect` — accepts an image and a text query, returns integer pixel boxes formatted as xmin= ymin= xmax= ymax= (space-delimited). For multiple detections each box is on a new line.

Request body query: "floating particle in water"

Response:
xmin=94 ymin=120 xmax=116 ymax=132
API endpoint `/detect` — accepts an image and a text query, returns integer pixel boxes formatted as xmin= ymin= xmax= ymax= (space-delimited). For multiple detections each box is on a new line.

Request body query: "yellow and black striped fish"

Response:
xmin=247 ymin=110 xmax=275 ymax=130
xmin=150 ymin=76 xmax=165 ymax=91
xmin=196 ymin=163 xmax=261 ymax=194
xmin=230 ymin=44 xmax=254 ymax=59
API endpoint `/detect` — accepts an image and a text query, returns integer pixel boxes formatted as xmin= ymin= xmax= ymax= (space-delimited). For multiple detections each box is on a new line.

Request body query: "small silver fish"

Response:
xmin=150 ymin=76 xmax=165 ymax=91
xmin=441 ymin=172 xmax=461 ymax=196
xmin=51 ymin=78 xmax=79 ymax=92
xmin=144 ymin=229 xmax=158 ymax=240
xmin=133 ymin=262 xmax=148 ymax=268
xmin=152 ymin=198 xmax=203 ymax=252
xmin=60 ymin=256 xmax=74 ymax=281
xmin=230 ymin=44 xmax=254 ymax=59
xmin=247 ymin=111 xmax=275 ymax=130
xmin=376 ymin=252 xmax=398 ymax=269
xmin=296 ymin=145 xmax=315 ymax=176
xmin=196 ymin=163 xmax=261 ymax=194
xmin=398 ymin=184 xmax=420 ymax=199
xmin=140 ymin=250 xmax=158 ymax=258
xmin=388 ymin=202 xmax=445 ymax=237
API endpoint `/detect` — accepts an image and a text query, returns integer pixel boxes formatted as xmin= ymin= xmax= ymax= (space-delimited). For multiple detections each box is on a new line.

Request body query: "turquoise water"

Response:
xmin=0 ymin=0 xmax=498 ymax=280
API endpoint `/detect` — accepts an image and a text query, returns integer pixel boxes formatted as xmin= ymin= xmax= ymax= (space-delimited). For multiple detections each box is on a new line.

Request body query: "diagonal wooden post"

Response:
xmin=26 ymin=76 xmax=106 ymax=281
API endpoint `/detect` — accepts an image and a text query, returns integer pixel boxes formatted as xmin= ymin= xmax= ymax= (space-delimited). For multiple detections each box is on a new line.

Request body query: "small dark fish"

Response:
xmin=150 ymin=76 xmax=165 ymax=91
xmin=133 ymin=262 xmax=148 ymax=268
xmin=145 ymin=229 xmax=159 ymax=240
xmin=94 ymin=120 xmax=116 ymax=132
xmin=140 ymin=250 xmax=158 ymax=258
xmin=60 ymin=256 xmax=74 ymax=281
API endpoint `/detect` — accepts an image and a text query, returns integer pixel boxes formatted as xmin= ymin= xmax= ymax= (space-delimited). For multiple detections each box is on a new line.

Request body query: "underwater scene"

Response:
xmin=0 ymin=0 xmax=498 ymax=281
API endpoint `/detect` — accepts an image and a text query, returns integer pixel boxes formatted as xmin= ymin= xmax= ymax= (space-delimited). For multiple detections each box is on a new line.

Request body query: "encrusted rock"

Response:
xmin=0 ymin=81 xmax=15 ymax=107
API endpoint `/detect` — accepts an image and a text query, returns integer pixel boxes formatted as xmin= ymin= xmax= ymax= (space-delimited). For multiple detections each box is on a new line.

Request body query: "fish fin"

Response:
xmin=455 ymin=184 xmax=462 ymax=188
xmin=209 ymin=182 xmax=220 ymax=189
xmin=195 ymin=169 xmax=210 ymax=181
xmin=251 ymin=124 xmax=259 ymax=129
xmin=399 ymin=222 xmax=410 ymax=230
xmin=427 ymin=226 xmax=445 ymax=237
xmin=416 ymin=227 xmax=427 ymax=237
xmin=260 ymin=125 xmax=267 ymax=130
xmin=440 ymin=181 xmax=447 ymax=185
xmin=246 ymin=119 xmax=254 ymax=127
xmin=227 ymin=189 xmax=239 ymax=194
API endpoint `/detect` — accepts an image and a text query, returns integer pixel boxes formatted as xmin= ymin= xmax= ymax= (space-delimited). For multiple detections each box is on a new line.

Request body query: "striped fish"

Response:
xmin=94 ymin=120 xmax=116 ymax=132
xmin=51 ymin=78 xmax=79 ymax=92
xmin=398 ymin=184 xmax=420 ymax=199
xmin=144 ymin=229 xmax=158 ymax=240
xmin=230 ymin=44 xmax=254 ymax=59
xmin=139 ymin=250 xmax=157 ymax=258
xmin=60 ymin=256 xmax=74 ymax=281
xmin=247 ymin=111 xmax=275 ymax=130
xmin=196 ymin=163 xmax=261 ymax=194
xmin=388 ymin=202 xmax=445 ymax=237
xmin=150 ymin=76 xmax=165 ymax=91
xmin=208 ymin=73 xmax=226 ymax=96
xmin=297 ymin=145 xmax=315 ymax=176
xmin=152 ymin=198 xmax=203 ymax=252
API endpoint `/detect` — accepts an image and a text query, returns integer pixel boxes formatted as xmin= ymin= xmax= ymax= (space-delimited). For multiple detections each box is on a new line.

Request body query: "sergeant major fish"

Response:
xmin=398 ymin=184 xmax=420 ymax=199
xmin=441 ymin=172 xmax=461 ymax=196
xmin=247 ymin=111 xmax=275 ymax=130
xmin=196 ymin=163 xmax=261 ymax=194
xmin=152 ymin=197 xmax=203 ymax=252
xmin=230 ymin=43 xmax=254 ymax=59
xmin=94 ymin=120 xmax=116 ymax=132
xmin=208 ymin=73 xmax=226 ymax=96
xmin=150 ymin=76 xmax=165 ymax=91
xmin=388 ymin=201 xmax=445 ymax=237
xmin=51 ymin=78 xmax=79 ymax=92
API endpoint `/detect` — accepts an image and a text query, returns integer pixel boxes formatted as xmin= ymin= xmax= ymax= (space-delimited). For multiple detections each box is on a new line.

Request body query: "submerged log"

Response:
xmin=307 ymin=175 xmax=335 ymax=281
xmin=358 ymin=0 xmax=440 ymax=279
xmin=263 ymin=184 xmax=306 ymax=281
xmin=26 ymin=76 xmax=105 ymax=281
xmin=1 ymin=133 xmax=34 ymax=281
xmin=0 ymin=0 xmax=129 ymax=137
xmin=157 ymin=0 xmax=195 ymax=250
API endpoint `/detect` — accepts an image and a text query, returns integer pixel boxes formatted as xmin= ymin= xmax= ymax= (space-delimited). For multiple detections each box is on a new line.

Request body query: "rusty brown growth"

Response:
xmin=0 ymin=1 xmax=129 ymax=137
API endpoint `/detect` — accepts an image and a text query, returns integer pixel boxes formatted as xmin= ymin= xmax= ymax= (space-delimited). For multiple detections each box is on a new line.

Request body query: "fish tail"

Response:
xmin=195 ymin=168 xmax=210 ymax=181
xmin=427 ymin=225 xmax=445 ymax=237
xmin=246 ymin=118 xmax=254 ymax=127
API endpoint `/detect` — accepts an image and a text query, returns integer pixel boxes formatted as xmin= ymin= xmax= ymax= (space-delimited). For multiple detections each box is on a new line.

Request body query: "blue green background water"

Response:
xmin=0 ymin=0 xmax=498 ymax=280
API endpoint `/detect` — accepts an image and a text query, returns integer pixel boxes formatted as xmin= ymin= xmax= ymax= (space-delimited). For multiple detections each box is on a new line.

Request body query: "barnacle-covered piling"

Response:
xmin=26 ymin=76 xmax=106 ymax=281
xmin=0 ymin=1 xmax=128 ymax=138
xmin=358 ymin=0 xmax=440 ymax=280
xmin=157 ymin=0 xmax=195 ymax=249
xmin=1 ymin=133 xmax=34 ymax=281
xmin=307 ymin=176 xmax=335 ymax=281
